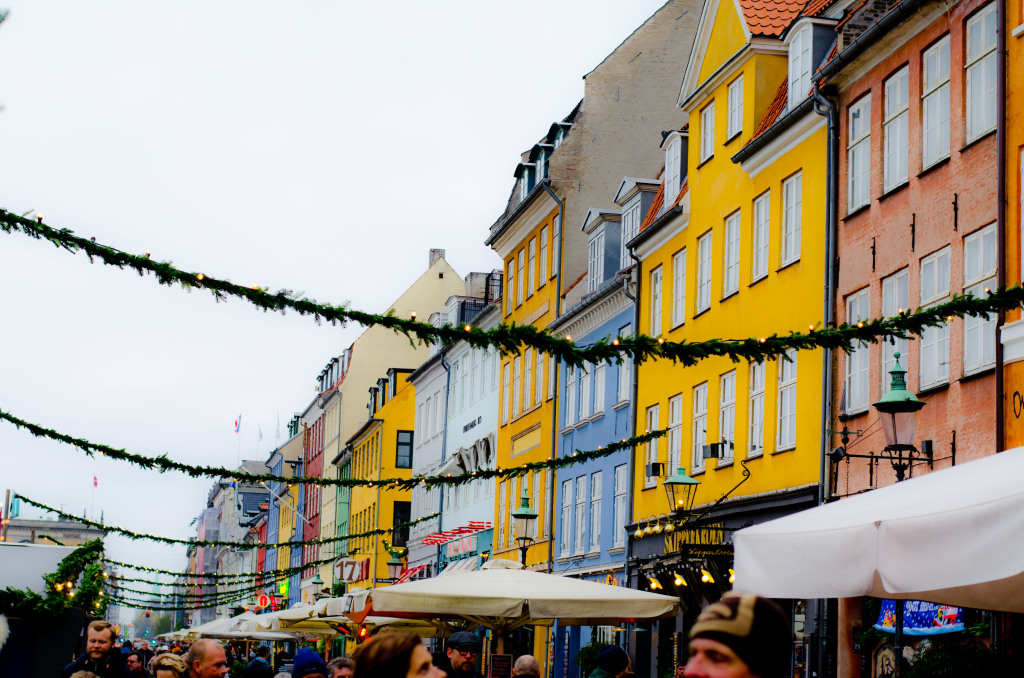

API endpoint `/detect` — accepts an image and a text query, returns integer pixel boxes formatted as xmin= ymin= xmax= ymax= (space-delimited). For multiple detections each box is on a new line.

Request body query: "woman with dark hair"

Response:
xmin=352 ymin=632 xmax=445 ymax=678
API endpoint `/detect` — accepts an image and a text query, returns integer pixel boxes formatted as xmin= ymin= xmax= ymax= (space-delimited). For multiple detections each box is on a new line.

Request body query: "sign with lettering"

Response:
xmin=488 ymin=654 xmax=513 ymax=678
xmin=335 ymin=557 xmax=371 ymax=582
xmin=446 ymin=534 xmax=478 ymax=558
xmin=665 ymin=522 xmax=727 ymax=554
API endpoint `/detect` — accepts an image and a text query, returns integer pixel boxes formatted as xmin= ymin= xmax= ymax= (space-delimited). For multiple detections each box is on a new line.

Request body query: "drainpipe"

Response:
xmin=995 ymin=0 xmax=1006 ymax=455
xmin=812 ymin=80 xmax=838 ymax=678
xmin=625 ymin=245 xmax=643 ymax=642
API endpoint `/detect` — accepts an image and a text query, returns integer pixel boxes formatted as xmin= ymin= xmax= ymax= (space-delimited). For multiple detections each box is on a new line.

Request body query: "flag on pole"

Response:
xmin=258 ymin=424 xmax=263 ymax=442
xmin=276 ymin=414 xmax=281 ymax=440
xmin=235 ymin=414 xmax=242 ymax=433
xmin=93 ymin=476 xmax=98 ymax=488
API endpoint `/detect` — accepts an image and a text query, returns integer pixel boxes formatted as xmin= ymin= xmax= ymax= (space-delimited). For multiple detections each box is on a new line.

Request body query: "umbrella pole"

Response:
xmin=894 ymin=603 xmax=904 ymax=677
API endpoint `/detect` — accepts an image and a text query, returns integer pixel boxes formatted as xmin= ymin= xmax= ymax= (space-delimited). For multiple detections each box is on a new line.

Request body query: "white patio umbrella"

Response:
xmin=329 ymin=559 xmax=679 ymax=631
xmin=733 ymin=447 xmax=1024 ymax=612
xmin=184 ymin=611 xmax=257 ymax=639
xmin=243 ymin=605 xmax=342 ymax=636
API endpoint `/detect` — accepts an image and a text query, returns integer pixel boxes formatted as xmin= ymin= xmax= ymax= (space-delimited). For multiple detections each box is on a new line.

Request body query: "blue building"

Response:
xmin=548 ymin=183 xmax=657 ymax=678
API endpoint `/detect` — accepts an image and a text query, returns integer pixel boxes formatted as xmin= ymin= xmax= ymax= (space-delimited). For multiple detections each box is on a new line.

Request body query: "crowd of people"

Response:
xmin=59 ymin=594 xmax=790 ymax=678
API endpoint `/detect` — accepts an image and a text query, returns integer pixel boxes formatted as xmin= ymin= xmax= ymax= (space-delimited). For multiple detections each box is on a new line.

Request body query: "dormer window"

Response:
xmin=587 ymin=229 xmax=605 ymax=293
xmin=554 ymin=128 xmax=565 ymax=149
xmin=519 ymin=166 xmax=533 ymax=201
xmin=620 ymin=197 xmax=642 ymax=270
xmin=536 ymin=149 xmax=546 ymax=180
xmin=665 ymin=136 xmax=682 ymax=199
xmin=788 ymin=25 xmax=812 ymax=108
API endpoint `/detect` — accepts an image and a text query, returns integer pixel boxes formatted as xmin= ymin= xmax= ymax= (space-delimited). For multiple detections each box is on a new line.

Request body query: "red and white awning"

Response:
xmin=395 ymin=564 xmax=430 ymax=584
xmin=419 ymin=521 xmax=492 ymax=546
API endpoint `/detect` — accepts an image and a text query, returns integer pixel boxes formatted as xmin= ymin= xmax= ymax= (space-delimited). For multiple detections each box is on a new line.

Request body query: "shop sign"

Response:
xmin=666 ymin=522 xmax=727 ymax=554
xmin=335 ymin=557 xmax=371 ymax=582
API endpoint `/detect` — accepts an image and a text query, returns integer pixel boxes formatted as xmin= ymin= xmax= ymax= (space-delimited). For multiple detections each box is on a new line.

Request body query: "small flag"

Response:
xmin=235 ymin=414 xmax=242 ymax=433
xmin=276 ymin=414 xmax=281 ymax=440
xmin=93 ymin=476 xmax=98 ymax=488
xmin=258 ymin=424 xmax=263 ymax=442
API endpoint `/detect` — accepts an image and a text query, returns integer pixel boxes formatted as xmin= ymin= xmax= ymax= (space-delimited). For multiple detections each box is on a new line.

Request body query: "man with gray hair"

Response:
xmin=512 ymin=655 xmax=540 ymax=678
xmin=325 ymin=657 xmax=354 ymax=678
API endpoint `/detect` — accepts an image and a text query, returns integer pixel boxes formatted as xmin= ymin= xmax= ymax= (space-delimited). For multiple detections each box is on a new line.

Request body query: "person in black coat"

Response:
xmin=61 ymin=620 xmax=132 ymax=678
xmin=243 ymin=645 xmax=275 ymax=678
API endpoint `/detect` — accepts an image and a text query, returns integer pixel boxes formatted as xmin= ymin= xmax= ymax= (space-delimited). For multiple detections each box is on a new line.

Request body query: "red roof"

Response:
xmin=737 ymin=0 xmax=806 ymax=36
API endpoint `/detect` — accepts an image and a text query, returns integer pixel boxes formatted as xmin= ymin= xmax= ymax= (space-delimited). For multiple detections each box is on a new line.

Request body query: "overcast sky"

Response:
xmin=0 ymin=0 xmax=670 ymax=614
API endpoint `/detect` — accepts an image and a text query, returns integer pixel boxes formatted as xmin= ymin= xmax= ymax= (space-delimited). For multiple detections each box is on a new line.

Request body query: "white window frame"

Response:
xmin=588 ymin=230 xmax=605 ymax=293
xmin=847 ymin=95 xmax=871 ymax=211
xmin=922 ymin=36 xmax=951 ymax=168
xmin=594 ymin=361 xmax=606 ymax=415
xmin=882 ymin=269 xmax=910 ymax=391
xmin=506 ymin=260 xmax=515 ymax=315
xmin=776 ymin=350 xmax=797 ymax=451
xmin=650 ymin=266 xmax=663 ymax=336
xmin=528 ymin=238 xmax=537 ymax=296
xmin=539 ymin=226 xmax=549 ymax=285
xmin=617 ymin=325 xmax=632 ymax=404
xmin=621 ymin=198 xmax=643 ymax=270
xmin=499 ymin=480 xmax=507 ymax=547
xmin=535 ymin=349 xmax=544 ymax=406
xmin=752 ymin=191 xmax=770 ymax=281
xmin=728 ymin=75 xmax=744 ymax=139
xmin=548 ymin=355 xmax=556 ymax=400
xmin=724 ymin=210 xmax=741 ymax=296
xmin=580 ymin=362 xmax=592 ymax=420
xmin=965 ymin=3 xmax=997 ymax=142
xmin=665 ymin=137 xmax=682 ymax=203
xmin=574 ymin=475 xmax=587 ymax=555
xmin=502 ymin=362 xmax=510 ymax=424
xmin=748 ymin=361 xmax=765 ymax=457
xmin=719 ymin=370 xmax=736 ymax=463
xmin=667 ymin=394 xmax=683 ymax=473
xmin=589 ymin=471 xmax=602 ymax=551
xmin=845 ymin=288 xmax=871 ymax=413
xmin=963 ymin=224 xmax=997 ymax=374
xmin=883 ymin=66 xmax=910 ymax=192
xmin=512 ymin=356 xmax=521 ymax=417
xmin=672 ymin=248 xmax=687 ymax=327
xmin=613 ymin=465 xmax=627 ymax=547
xmin=516 ymin=249 xmax=525 ymax=307
xmin=782 ymin=172 xmax=802 ymax=266
xmin=560 ymin=479 xmax=572 ymax=556
xmin=700 ymin=102 xmax=715 ymax=162
xmin=920 ymin=246 xmax=951 ymax=389
xmin=692 ymin=382 xmax=708 ymax=473
xmin=788 ymin=25 xmax=812 ymax=108
xmin=696 ymin=231 xmax=713 ymax=312
xmin=645 ymin=404 xmax=660 ymax=488
xmin=524 ymin=348 xmax=533 ymax=411
xmin=565 ymin=365 xmax=577 ymax=427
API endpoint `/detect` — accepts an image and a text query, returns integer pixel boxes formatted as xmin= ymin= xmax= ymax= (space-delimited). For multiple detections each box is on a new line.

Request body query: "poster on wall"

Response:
xmin=874 ymin=600 xmax=964 ymax=635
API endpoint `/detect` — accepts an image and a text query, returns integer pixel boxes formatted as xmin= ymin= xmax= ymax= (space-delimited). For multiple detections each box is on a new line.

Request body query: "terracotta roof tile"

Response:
xmin=737 ymin=0 xmax=805 ymax=36
xmin=669 ymin=179 xmax=689 ymax=209
xmin=745 ymin=79 xmax=789 ymax=146
xmin=800 ymin=0 xmax=835 ymax=17
xmin=638 ymin=181 xmax=665 ymax=232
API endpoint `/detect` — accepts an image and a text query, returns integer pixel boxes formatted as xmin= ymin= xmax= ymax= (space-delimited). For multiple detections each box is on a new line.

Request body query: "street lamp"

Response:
xmin=386 ymin=555 xmax=405 ymax=582
xmin=511 ymin=488 xmax=539 ymax=566
xmin=872 ymin=352 xmax=926 ymax=482
xmin=662 ymin=466 xmax=700 ymax=515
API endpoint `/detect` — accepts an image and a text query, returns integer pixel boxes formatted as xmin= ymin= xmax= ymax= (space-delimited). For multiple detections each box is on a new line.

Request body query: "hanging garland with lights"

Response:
xmin=103 ymin=551 xmax=345 ymax=582
xmin=0 ymin=539 xmax=108 ymax=618
xmin=106 ymin=589 xmax=252 ymax=612
xmin=108 ymin=577 xmax=286 ymax=602
xmin=15 ymin=495 xmax=438 ymax=550
xmin=2 ymin=209 xmax=1016 ymax=368
xmin=0 ymin=409 xmax=663 ymax=489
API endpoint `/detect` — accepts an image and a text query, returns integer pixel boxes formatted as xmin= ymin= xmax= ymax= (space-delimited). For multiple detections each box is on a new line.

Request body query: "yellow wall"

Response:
xmin=1003 ymin=0 xmax=1024 ymax=445
xmin=493 ymin=210 xmax=559 ymax=566
xmin=275 ymin=483 xmax=300 ymax=575
xmin=696 ymin=0 xmax=748 ymax=85
xmin=349 ymin=373 xmax=415 ymax=589
xmin=634 ymin=48 xmax=826 ymax=522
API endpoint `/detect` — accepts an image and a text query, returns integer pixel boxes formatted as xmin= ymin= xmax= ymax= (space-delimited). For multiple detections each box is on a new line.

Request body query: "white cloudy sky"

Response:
xmin=0 ymin=0 xmax=670 ymax=608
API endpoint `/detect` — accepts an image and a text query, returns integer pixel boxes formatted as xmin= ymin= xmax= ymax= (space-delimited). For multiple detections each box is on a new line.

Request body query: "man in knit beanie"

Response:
xmin=291 ymin=647 xmax=329 ymax=678
xmin=683 ymin=593 xmax=792 ymax=678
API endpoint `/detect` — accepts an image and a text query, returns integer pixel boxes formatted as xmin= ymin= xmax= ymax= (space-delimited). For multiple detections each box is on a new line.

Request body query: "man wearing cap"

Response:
xmin=446 ymin=632 xmax=483 ymax=678
xmin=684 ymin=593 xmax=792 ymax=678
xmin=589 ymin=645 xmax=631 ymax=678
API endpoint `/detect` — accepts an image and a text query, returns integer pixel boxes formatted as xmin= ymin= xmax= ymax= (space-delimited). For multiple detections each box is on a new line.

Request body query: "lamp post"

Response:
xmin=511 ymin=488 xmax=539 ymax=566
xmin=386 ymin=555 xmax=405 ymax=582
xmin=872 ymin=351 xmax=926 ymax=676
xmin=872 ymin=352 xmax=926 ymax=481
xmin=662 ymin=466 xmax=700 ymax=515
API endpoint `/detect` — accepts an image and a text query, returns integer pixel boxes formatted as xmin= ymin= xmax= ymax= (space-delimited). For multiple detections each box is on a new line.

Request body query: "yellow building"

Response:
xmin=346 ymin=368 xmax=416 ymax=589
xmin=628 ymin=0 xmax=828 ymax=625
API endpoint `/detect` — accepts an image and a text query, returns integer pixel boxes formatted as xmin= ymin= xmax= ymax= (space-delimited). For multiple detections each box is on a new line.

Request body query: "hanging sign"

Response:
xmin=874 ymin=600 xmax=964 ymax=635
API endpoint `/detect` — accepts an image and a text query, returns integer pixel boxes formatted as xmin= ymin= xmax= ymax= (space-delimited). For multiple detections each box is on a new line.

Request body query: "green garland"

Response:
xmin=107 ymin=589 xmax=252 ymax=612
xmin=0 ymin=409 xmax=661 ymax=489
xmin=103 ymin=550 xmax=346 ymax=582
xmin=3 ymin=209 xmax=1017 ymax=368
xmin=109 ymin=576 xmax=285 ymax=601
xmin=16 ymin=495 xmax=439 ymax=550
xmin=0 ymin=539 xmax=107 ymax=618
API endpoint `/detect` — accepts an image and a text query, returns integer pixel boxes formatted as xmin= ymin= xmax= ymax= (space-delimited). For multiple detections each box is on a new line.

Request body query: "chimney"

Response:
xmin=429 ymin=249 xmax=446 ymax=268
